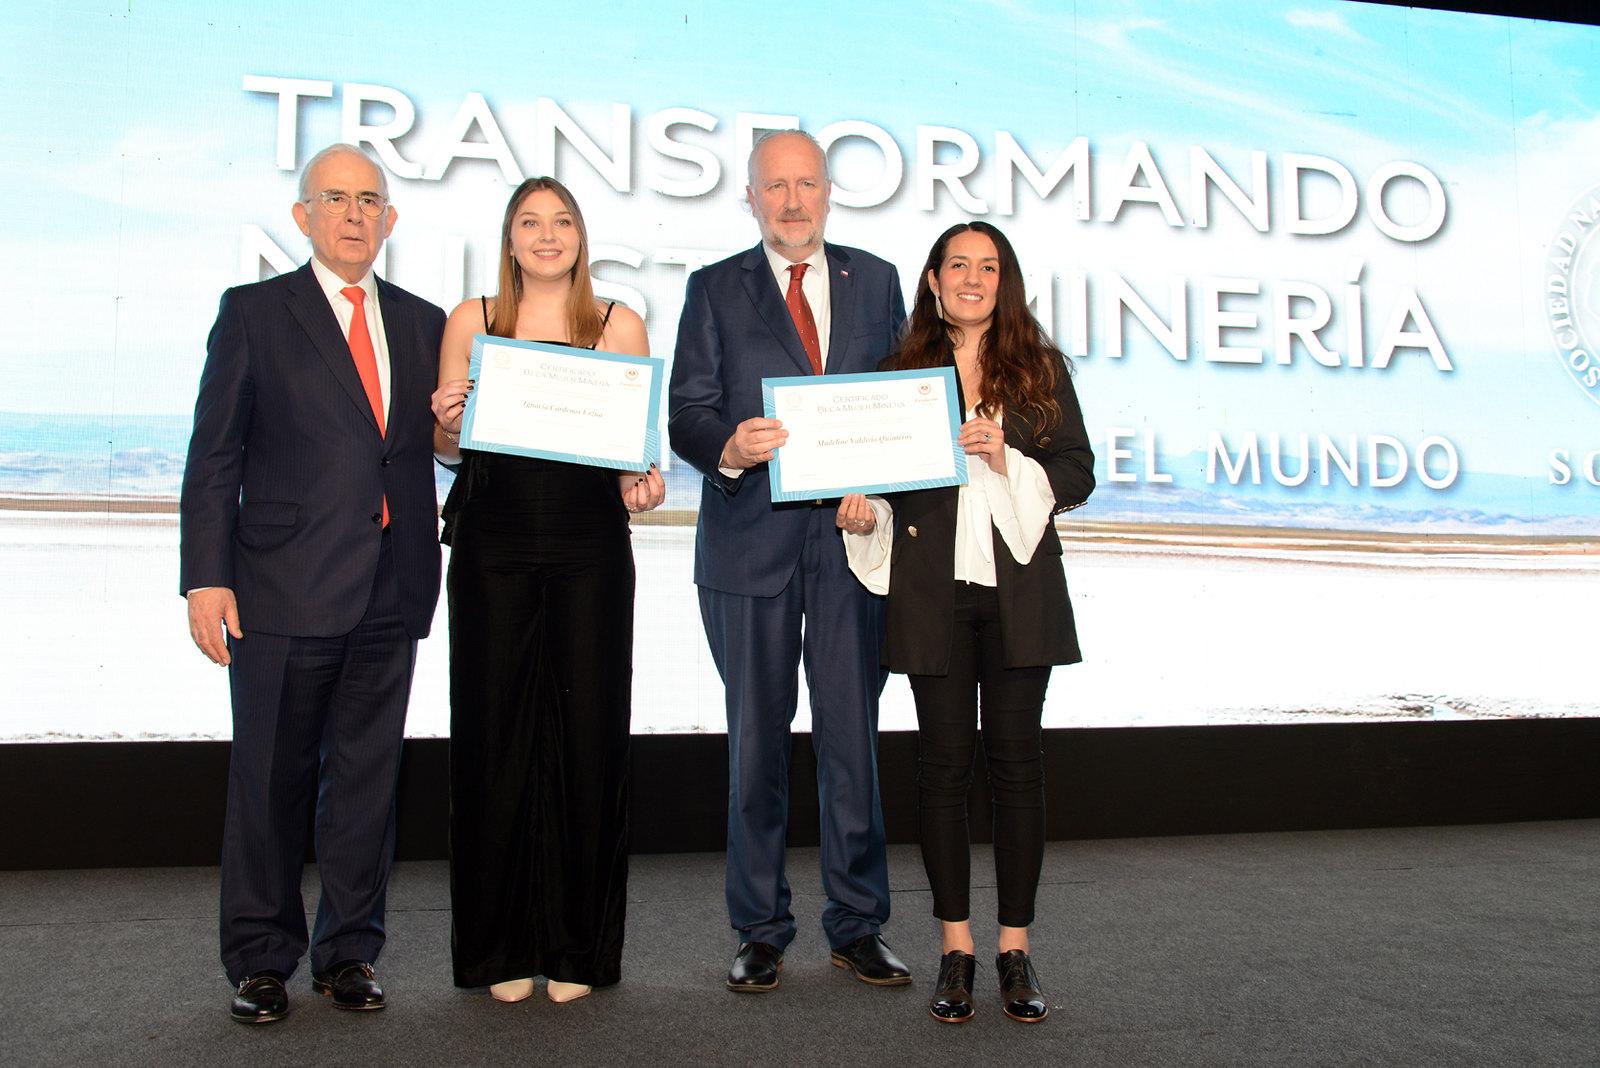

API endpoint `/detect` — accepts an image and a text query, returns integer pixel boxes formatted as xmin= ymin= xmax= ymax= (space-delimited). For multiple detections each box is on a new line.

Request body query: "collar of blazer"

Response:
xmin=283 ymin=261 xmax=409 ymax=443
xmin=738 ymin=242 xmax=858 ymax=376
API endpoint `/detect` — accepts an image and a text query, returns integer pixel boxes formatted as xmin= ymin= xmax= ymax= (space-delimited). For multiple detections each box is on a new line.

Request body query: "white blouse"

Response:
xmin=843 ymin=407 xmax=1056 ymax=594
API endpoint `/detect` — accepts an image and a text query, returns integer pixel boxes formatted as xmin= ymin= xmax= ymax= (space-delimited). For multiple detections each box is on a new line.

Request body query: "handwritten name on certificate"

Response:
xmin=762 ymin=368 xmax=969 ymax=502
xmin=459 ymin=336 xmax=664 ymax=472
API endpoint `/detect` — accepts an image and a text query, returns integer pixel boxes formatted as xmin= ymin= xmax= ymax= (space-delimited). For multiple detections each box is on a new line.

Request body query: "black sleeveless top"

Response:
xmin=440 ymin=300 xmax=622 ymax=545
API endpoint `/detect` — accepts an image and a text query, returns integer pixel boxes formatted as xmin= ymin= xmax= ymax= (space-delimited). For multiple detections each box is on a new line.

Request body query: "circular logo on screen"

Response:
xmin=1546 ymin=183 xmax=1600 ymax=409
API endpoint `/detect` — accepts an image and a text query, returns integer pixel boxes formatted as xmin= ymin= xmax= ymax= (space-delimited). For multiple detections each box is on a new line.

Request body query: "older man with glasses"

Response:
xmin=180 ymin=143 xmax=446 ymax=1024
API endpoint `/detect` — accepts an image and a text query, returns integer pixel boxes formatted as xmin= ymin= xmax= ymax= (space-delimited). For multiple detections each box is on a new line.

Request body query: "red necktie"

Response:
xmin=785 ymin=264 xmax=823 ymax=375
xmin=341 ymin=285 xmax=389 ymax=527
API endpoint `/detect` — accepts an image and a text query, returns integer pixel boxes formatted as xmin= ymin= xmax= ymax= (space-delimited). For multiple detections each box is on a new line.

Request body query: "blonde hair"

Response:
xmin=490 ymin=176 xmax=603 ymax=346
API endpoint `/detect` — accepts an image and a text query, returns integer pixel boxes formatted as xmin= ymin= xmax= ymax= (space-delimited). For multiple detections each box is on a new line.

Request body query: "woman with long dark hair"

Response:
xmin=430 ymin=177 xmax=664 ymax=1005
xmin=840 ymin=222 xmax=1094 ymax=1023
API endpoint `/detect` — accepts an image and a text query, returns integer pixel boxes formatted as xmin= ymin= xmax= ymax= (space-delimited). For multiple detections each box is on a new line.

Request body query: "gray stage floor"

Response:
xmin=3 ymin=821 xmax=1596 ymax=1066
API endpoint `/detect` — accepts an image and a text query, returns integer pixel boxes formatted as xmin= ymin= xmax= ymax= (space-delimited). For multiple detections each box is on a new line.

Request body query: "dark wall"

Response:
xmin=4 ymin=720 xmax=1596 ymax=870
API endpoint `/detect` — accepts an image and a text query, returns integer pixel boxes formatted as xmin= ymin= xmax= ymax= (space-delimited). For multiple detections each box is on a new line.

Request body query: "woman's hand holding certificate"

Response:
xmin=458 ymin=336 xmax=665 ymax=471
xmin=956 ymin=413 xmax=1008 ymax=476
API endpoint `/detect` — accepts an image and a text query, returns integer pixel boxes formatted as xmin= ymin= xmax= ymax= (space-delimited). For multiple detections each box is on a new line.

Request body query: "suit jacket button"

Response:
xmin=907 ymin=525 xmax=918 ymax=538
xmin=370 ymin=513 xmax=382 ymax=524
xmin=1039 ymin=436 xmax=1052 ymax=446
xmin=380 ymin=457 xmax=390 ymax=467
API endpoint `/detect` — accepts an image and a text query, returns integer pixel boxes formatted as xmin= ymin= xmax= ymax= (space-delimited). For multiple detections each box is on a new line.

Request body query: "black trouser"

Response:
xmin=908 ymin=581 xmax=1050 ymax=928
xmin=220 ymin=531 xmax=414 ymax=985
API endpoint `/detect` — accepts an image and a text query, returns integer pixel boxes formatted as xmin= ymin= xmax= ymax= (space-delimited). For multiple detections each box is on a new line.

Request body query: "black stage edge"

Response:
xmin=4 ymin=719 xmax=1597 ymax=870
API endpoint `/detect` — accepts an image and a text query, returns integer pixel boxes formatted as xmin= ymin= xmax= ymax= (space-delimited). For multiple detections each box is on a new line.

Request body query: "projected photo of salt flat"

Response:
xmin=460 ymin=337 xmax=662 ymax=471
xmin=763 ymin=368 xmax=967 ymax=502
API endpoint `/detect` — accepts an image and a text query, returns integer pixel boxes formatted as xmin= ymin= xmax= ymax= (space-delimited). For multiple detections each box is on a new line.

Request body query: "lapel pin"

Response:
xmin=840 ymin=269 xmax=849 ymax=277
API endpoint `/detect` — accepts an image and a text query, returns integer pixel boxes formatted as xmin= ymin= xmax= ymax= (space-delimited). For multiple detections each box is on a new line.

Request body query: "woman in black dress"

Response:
xmin=430 ymin=177 xmax=664 ymax=1004
xmin=840 ymin=222 xmax=1094 ymax=1023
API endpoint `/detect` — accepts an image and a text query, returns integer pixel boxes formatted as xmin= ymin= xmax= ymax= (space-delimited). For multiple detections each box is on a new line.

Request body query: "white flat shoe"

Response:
xmin=489 ymin=978 xmax=535 ymax=1003
xmin=546 ymin=980 xmax=592 ymax=1004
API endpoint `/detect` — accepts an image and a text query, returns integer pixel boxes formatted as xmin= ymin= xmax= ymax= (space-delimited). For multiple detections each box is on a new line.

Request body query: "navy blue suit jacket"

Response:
xmin=669 ymin=242 xmax=907 ymax=597
xmin=179 ymin=262 xmax=447 ymax=639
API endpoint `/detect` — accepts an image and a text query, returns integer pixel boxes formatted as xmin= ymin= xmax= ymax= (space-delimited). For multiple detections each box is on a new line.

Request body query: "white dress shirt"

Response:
xmin=309 ymin=256 xmax=392 ymax=418
xmin=842 ymin=406 xmax=1057 ymax=594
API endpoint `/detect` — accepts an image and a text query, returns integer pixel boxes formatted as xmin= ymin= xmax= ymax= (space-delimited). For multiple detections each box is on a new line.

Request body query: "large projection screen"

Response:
xmin=3 ymin=0 xmax=1597 ymax=740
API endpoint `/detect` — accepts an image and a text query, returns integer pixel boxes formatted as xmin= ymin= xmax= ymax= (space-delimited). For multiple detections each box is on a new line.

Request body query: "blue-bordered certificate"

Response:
xmin=762 ymin=368 xmax=968 ymax=502
xmin=459 ymin=336 xmax=664 ymax=472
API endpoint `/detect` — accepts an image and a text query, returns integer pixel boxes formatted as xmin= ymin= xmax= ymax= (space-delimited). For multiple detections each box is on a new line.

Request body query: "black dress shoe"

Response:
xmin=312 ymin=960 xmax=385 ymax=1010
xmin=727 ymin=941 xmax=783 ymax=992
xmin=929 ymin=950 xmax=976 ymax=1023
xmin=829 ymin=934 xmax=912 ymax=986
xmin=230 ymin=973 xmax=288 ymax=1024
xmin=995 ymin=949 xmax=1048 ymax=1022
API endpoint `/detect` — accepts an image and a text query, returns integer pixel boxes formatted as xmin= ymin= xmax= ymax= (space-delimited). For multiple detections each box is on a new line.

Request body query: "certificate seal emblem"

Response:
xmin=1545 ymin=182 xmax=1600 ymax=409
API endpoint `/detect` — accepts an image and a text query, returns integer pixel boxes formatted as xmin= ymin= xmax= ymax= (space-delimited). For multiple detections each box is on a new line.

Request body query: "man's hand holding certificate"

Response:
xmin=761 ymin=368 xmax=968 ymax=502
xmin=460 ymin=336 xmax=664 ymax=471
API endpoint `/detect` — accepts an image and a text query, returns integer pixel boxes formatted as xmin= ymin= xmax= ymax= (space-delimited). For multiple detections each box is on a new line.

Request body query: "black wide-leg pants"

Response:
xmin=446 ymin=483 xmax=634 ymax=989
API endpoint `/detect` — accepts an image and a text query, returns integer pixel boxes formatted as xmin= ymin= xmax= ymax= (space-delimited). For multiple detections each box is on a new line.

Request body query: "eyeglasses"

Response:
xmin=307 ymin=190 xmax=389 ymax=217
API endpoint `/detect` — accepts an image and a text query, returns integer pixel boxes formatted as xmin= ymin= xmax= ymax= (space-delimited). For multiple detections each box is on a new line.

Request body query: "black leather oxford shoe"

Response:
xmin=829 ymin=934 xmax=912 ymax=986
xmin=230 ymin=973 xmax=288 ymax=1024
xmin=995 ymin=949 xmax=1048 ymax=1022
xmin=929 ymin=950 xmax=976 ymax=1023
xmin=727 ymin=941 xmax=784 ymax=992
xmin=311 ymin=960 xmax=385 ymax=1010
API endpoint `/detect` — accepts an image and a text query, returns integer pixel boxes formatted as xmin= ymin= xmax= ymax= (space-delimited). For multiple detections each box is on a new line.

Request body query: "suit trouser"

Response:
xmin=219 ymin=532 xmax=416 ymax=984
xmin=908 ymin=581 xmax=1050 ymax=928
xmin=698 ymin=507 xmax=891 ymax=951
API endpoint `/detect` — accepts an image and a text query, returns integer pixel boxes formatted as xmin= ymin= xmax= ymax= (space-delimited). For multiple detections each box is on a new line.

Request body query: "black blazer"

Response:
xmin=179 ymin=263 xmax=447 ymax=639
xmin=880 ymin=366 xmax=1094 ymax=675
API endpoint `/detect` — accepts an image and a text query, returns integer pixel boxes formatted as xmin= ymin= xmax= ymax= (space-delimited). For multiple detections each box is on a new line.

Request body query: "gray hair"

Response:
xmin=297 ymin=144 xmax=390 ymax=201
xmin=746 ymin=129 xmax=829 ymax=187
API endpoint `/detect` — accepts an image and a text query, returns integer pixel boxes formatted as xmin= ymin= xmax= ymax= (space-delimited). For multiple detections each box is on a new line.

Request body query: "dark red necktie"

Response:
xmin=341 ymin=285 xmax=388 ymax=527
xmin=785 ymin=264 xmax=823 ymax=375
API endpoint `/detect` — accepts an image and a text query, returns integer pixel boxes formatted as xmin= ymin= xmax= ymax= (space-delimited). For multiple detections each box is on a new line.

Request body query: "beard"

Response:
xmin=765 ymin=210 xmax=823 ymax=252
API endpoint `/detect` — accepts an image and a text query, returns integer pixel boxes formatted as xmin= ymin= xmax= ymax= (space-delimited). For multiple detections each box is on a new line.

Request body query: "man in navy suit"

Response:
xmin=669 ymin=130 xmax=911 ymax=992
xmin=180 ymin=144 xmax=446 ymax=1024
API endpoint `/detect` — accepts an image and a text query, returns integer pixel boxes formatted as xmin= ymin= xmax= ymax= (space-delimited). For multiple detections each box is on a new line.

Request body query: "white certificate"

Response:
xmin=762 ymin=368 xmax=969 ymax=502
xmin=459 ymin=336 xmax=663 ymax=472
